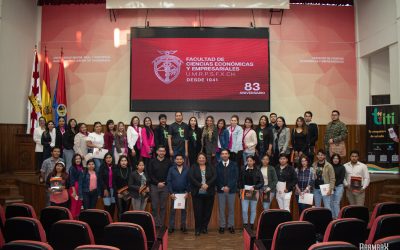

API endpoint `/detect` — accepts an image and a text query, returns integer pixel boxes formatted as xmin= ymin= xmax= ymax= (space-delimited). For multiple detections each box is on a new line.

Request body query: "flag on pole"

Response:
xmin=52 ymin=48 xmax=67 ymax=126
xmin=41 ymin=48 xmax=52 ymax=122
xmin=26 ymin=47 xmax=41 ymax=134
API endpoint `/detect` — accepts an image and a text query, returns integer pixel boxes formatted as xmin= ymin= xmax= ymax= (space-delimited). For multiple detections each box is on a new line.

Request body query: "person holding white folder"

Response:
xmin=312 ymin=149 xmax=335 ymax=213
xmin=167 ymin=154 xmax=190 ymax=234
xmin=295 ymin=155 xmax=315 ymax=214
xmin=274 ymin=154 xmax=297 ymax=212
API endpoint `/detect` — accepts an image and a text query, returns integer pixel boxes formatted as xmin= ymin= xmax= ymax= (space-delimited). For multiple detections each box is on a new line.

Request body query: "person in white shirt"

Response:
xmin=343 ymin=150 xmax=370 ymax=206
xmin=33 ymin=117 xmax=46 ymax=172
xmin=87 ymin=121 xmax=105 ymax=173
xmin=127 ymin=116 xmax=142 ymax=169
xmin=242 ymin=118 xmax=257 ymax=167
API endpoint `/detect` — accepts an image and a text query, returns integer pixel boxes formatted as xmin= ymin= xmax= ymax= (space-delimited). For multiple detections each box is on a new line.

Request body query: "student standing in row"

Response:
xmin=312 ymin=150 xmax=335 ymax=212
xmin=46 ymin=161 xmax=69 ymax=208
xmin=168 ymin=112 xmax=189 ymax=160
xmin=187 ymin=117 xmax=202 ymax=166
xmin=34 ymin=116 xmax=46 ymax=172
xmin=155 ymin=114 xmax=170 ymax=158
xmin=260 ymin=155 xmax=278 ymax=210
xmin=127 ymin=116 xmax=142 ymax=168
xmin=167 ymin=154 xmax=190 ymax=234
xmin=79 ymin=159 xmax=101 ymax=209
xmin=141 ymin=117 xmax=155 ymax=166
xmin=69 ymin=154 xmax=84 ymax=218
xmin=227 ymin=115 xmax=243 ymax=166
xmin=99 ymin=153 xmax=116 ymax=218
xmin=74 ymin=123 xmax=89 ymax=164
xmin=114 ymin=122 xmax=128 ymax=163
xmin=55 ymin=117 xmax=66 ymax=157
xmin=148 ymin=145 xmax=172 ymax=228
xmin=242 ymin=118 xmax=257 ymax=166
xmin=114 ymin=155 xmax=131 ymax=220
xmin=295 ymin=155 xmax=314 ymax=215
xmin=275 ymin=154 xmax=297 ymax=211
xmin=330 ymin=153 xmax=346 ymax=219
xmin=129 ymin=160 xmax=149 ymax=210
xmin=87 ymin=121 xmax=105 ymax=173
xmin=104 ymin=119 xmax=115 ymax=155
xmin=291 ymin=117 xmax=310 ymax=165
xmin=202 ymin=115 xmax=218 ymax=165
xmin=42 ymin=120 xmax=56 ymax=160
xmin=216 ymin=119 xmax=229 ymax=162
xmin=216 ymin=149 xmax=238 ymax=234
xmin=63 ymin=118 xmax=77 ymax=172
xmin=189 ymin=153 xmax=216 ymax=236
xmin=304 ymin=111 xmax=318 ymax=163
xmin=256 ymin=115 xmax=273 ymax=162
xmin=273 ymin=117 xmax=290 ymax=166
xmin=239 ymin=156 xmax=263 ymax=230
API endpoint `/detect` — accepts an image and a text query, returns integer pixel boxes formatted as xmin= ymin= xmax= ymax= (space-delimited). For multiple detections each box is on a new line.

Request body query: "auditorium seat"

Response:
xmin=40 ymin=206 xmax=73 ymax=236
xmin=5 ymin=203 xmax=37 ymax=219
xmin=3 ymin=240 xmax=54 ymax=250
xmin=300 ymin=207 xmax=332 ymax=242
xmin=0 ymin=229 xmax=4 ymax=249
xmin=271 ymin=221 xmax=315 ymax=250
xmin=75 ymin=244 xmax=120 ymax=250
xmin=243 ymin=209 xmax=292 ymax=250
xmin=49 ymin=220 xmax=94 ymax=250
xmin=120 ymin=211 xmax=166 ymax=250
xmin=254 ymin=239 xmax=267 ymax=250
xmin=338 ymin=205 xmax=369 ymax=224
xmin=78 ymin=209 xmax=112 ymax=245
xmin=366 ymin=214 xmax=400 ymax=244
xmin=323 ymin=218 xmax=366 ymax=246
xmin=308 ymin=241 xmax=357 ymax=250
xmin=4 ymin=217 xmax=46 ymax=243
xmin=374 ymin=235 xmax=400 ymax=248
xmin=103 ymin=222 xmax=148 ymax=250
xmin=368 ymin=202 xmax=400 ymax=229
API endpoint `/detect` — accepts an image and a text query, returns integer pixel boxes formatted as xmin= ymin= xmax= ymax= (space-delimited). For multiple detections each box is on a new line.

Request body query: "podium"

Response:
xmin=14 ymin=134 xmax=36 ymax=175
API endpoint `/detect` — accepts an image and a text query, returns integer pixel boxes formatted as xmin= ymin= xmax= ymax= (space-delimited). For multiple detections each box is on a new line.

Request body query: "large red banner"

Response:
xmin=131 ymin=38 xmax=269 ymax=101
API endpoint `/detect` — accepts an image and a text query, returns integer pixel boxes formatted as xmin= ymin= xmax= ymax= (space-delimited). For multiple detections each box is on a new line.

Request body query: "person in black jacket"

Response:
xmin=239 ymin=155 xmax=264 ymax=229
xmin=41 ymin=120 xmax=55 ymax=160
xmin=63 ymin=118 xmax=77 ymax=173
xmin=99 ymin=153 xmax=116 ymax=218
xmin=188 ymin=153 xmax=216 ymax=236
xmin=55 ymin=117 xmax=66 ymax=157
xmin=216 ymin=149 xmax=239 ymax=234
xmin=256 ymin=115 xmax=274 ymax=162
xmin=147 ymin=145 xmax=172 ymax=228
xmin=330 ymin=153 xmax=346 ymax=219
xmin=154 ymin=114 xmax=170 ymax=158
xmin=275 ymin=154 xmax=298 ymax=212
xmin=128 ymin=160 xmax=149 ymax=211
xmin=113 ymin=155 xmax=131 ymax=220
xmin=304 ymin=111 xmax=318 ymax=163
xmin=187 ymin=117 xmax=202 ymax=166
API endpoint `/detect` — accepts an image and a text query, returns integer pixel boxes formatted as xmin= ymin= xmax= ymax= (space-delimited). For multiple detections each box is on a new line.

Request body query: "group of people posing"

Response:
xmin=34 ymin=110 xmax=370 ymax=236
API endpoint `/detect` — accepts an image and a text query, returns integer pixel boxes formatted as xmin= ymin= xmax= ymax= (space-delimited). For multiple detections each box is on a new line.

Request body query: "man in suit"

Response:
xmin=216 ymin=149 xmax=239 ymax=234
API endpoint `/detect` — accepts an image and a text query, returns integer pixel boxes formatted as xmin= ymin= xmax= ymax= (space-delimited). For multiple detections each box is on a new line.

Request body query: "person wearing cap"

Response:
xmin=46 ymin=161 xmax=70 ymax=208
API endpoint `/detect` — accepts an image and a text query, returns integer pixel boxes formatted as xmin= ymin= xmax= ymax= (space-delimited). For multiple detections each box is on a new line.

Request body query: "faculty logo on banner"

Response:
xmin=152 ymin=50 xmax=183 ymax=84
xmin=366 ymin=105 xmax=400 ymax=174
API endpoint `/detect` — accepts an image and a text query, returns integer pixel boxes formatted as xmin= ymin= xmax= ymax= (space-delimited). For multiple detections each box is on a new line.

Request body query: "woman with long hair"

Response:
xmin=140 ymin=117 xmax=155 ymax=166
xmin=127 ymin=116 xmax=142 ymax=168
xmin=291 ymin=117 xmax=310 ymax=166
xmin=79 ymin=159 xmax=101 ymax=209
xmin=201 ymin=115 xmax=218 ymax=165
xmin=330 ymin=153 xmax=346 ymax=219
xmin=99 ymin=153 xmax=116 ymax=218
xmin=114 ymin=155 xmax=132 ymax=219
xmin=272 ymin=117 xmax=291 ymax=166
xmin=227 ymin=115 xmax=243 ymax=166
xmin=256 ymin=115 xmax=273 ymax=162
xmin=216 ymin=119 xmax=229 ymax=162
xmin=33 ymin=116 xmax=46 ymax=172
xmin=187 ymin=117 xmax=202 ymax=166
xmin=104 ymin=119 xmax=116 ymax=154
xmin=295 ymin=155 xmax=314 ymax=214
xmin=69 ymin=154 xmax=84 ymax=218
xmin=41 ymin=120 xmax=56 ymax=160
xmin=114 ymin=122 xmax=128 ymax=163
xmin=129 ymin=160 xmax=149 ymax=211
xmin=87 ymin=121 xmax=105 ymax=173
xmin=259 ymin=154 xmax=278 ymax=210
xmin=46 ymin=161 xmax=69 ymax=208
xmin=63 ymin=118 xmax=78 ymax=172
xmin=242 ymin=117 xmax=257 ymax=166
xmin=74 ymin=123 xmax=89 ymax=165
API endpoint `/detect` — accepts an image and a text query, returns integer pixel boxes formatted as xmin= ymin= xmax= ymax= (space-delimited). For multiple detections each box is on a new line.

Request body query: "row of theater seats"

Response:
xmin=243 ymin=202 xmax=400 ymax=250
xmin=0 ymin=203 xmax=168 ymax=250
xmin=0 ymin=202 xmax=399 ymax=250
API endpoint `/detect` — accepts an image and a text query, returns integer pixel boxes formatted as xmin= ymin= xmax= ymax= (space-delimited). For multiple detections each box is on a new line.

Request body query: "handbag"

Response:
xmin=117 ymin=186 xmax=132 ymax=201
xmin=329 ymin=141 xmax=346 ymax=157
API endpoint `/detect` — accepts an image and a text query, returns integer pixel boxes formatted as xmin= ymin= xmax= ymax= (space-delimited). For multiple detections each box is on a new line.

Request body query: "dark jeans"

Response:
xmin=83 ymin=190 xmax=98 ymax=209
xmin=192 ymin=194 xmax=214 ymax=232
xmin=169 ymin=198 xmax=187 ymax=229
xmin=116 ymin=196 xmax=131 ymax=220
xmin=150 ymin=185 xmax=169 ymax=227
